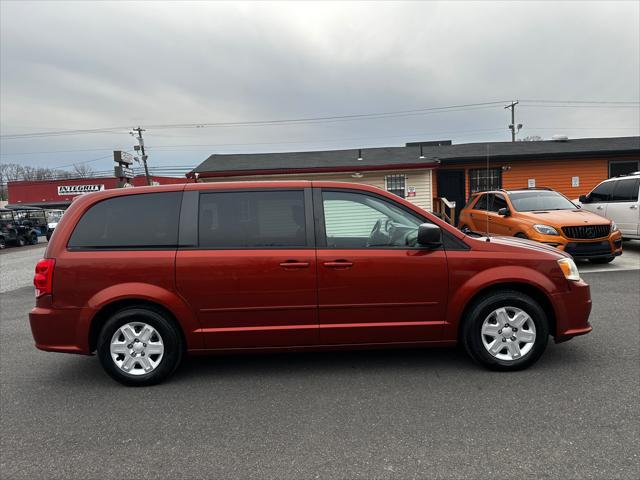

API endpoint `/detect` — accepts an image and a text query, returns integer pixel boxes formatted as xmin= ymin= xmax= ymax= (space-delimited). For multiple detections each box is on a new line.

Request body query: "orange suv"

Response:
xmin=458 ymin=188 xmax=623 ymax=263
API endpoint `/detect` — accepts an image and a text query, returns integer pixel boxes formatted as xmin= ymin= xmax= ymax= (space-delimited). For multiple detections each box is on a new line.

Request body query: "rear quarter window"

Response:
xmin=610 ymin=178 xmax=640 ymax=202
xmin=68 ymin=192 xmax=182 ymax=248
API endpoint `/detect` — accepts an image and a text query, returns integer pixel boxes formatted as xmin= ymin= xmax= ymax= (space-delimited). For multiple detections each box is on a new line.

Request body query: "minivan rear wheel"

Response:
xmin=97 ymin=307 xmax=183 ymax=386
xmin=462 ymin=290 xmax=549 ymax=371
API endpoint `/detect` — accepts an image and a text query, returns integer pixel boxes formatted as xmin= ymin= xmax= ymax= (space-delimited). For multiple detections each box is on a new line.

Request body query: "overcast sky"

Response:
xmin=1 ymin=0 xmax=639 ymax=176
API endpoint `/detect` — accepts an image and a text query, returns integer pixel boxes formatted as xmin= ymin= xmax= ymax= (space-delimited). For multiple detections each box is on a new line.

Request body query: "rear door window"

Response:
xmin=198 ymin=190 xmax=307 ymax=248
xmin=68 ymin=192 xmax=182 ymax=248
xmin=610 ymin=178 xmax=640 ymax=202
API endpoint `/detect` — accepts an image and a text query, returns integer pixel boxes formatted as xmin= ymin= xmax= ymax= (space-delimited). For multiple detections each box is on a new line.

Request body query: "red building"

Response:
xmin=7 ymin=176 xmax=187 ymax=209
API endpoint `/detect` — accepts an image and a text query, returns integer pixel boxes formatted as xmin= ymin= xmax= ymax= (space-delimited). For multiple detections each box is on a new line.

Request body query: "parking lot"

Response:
xmin=1 ymin=241 xmax=639 ymax=479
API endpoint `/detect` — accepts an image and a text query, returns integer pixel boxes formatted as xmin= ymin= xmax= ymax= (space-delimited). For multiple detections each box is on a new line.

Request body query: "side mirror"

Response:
xmin=579 ymin=194 xmax=589 ymax=203
xmin=497 ymin=207 xmax=510 ymax=216
xmin=418 ymin=223 xmax=442 ymax=248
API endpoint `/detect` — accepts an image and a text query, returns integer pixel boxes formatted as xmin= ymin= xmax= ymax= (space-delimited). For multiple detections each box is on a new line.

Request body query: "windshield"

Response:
xmin=509 ymin=191 xmax=577 ymax=212
xmin=46 ymin=210 xmax=63 ymax=222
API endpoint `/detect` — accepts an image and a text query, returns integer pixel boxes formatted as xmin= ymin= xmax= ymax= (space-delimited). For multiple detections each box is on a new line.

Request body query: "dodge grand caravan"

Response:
xmin=30 ymin=182 xmax=592 ymax=386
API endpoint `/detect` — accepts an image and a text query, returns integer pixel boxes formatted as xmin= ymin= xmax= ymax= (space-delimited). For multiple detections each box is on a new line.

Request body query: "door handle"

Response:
xmin=279 ymin=261 xmax=310 ymax=269
xmin=596 ymin=205 xmax=604 ymax=210
xmin=631 ymin=205 xmax=638 ymax=209
xmin=323 ymin=260 xmax=353 ymax=269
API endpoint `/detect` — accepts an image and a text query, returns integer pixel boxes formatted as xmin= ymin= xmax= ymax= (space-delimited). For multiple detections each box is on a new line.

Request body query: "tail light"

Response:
xmin=34 ymin=258 xmax=55 ymax=298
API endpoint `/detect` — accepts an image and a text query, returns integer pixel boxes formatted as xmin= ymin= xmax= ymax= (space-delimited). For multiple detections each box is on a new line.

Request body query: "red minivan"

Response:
xmin=30 ymin=181 xmax=592 ymax=386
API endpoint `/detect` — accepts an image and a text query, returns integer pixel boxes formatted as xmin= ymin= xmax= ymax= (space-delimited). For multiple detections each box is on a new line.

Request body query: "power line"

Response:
xmin=2 ymin=99 xmax=637 ymax=140
xmin=0 ymin=101 xmax=514 ymax=139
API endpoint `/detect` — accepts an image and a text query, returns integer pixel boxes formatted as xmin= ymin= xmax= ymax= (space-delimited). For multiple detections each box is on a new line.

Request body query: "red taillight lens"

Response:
xmin=34 ymin=258 xmax=55 ymax=298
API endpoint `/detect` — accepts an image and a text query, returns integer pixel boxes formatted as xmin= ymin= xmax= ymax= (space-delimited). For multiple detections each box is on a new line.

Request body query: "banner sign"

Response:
xmin=57 ymin=184 xmax=105 ymax=196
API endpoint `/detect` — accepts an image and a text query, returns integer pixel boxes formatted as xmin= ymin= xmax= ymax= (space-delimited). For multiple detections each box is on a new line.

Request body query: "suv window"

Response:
xmin=473 ymin=194 xmax=489 ymax=210
xmin=68 ymin=192 xmax=181 ymax=248
xmin=492 ymin=194 xmax=509 ymax=212
xmin=610 ymin=178 xmax=640 ymax=202
xmin=198 ymin=190 xmax=306 ymax=248
xmin=322 ymin=191 xmax=422 ymax=248
xmin=588 ymin=181 xmax=615 ymax=202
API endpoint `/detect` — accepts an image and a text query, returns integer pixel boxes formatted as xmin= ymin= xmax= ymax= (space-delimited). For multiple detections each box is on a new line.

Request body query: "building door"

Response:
xmin=436 ymin=169 xmax=466 ymax=223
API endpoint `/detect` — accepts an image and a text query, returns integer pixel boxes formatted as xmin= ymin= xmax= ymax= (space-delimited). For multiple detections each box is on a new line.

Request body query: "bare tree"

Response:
xmin=0 ymin=162 xmax=81 ymax=199
xmin=71 ymin=163 xmax=95 ymax=178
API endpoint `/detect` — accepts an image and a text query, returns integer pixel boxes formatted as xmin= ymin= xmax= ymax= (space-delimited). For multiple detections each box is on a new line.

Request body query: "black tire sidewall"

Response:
xmin=588 ymin=256 xmax=614 ymax=264
xmin=97 ymin=308 xmax=183 ymax=386
xmin=463 ymin=291 xmax=549 ymax=371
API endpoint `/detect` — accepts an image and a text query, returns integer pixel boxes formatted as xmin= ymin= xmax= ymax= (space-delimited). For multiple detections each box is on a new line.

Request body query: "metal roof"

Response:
xmin=191 ymin=136 xmax=640 ymax=177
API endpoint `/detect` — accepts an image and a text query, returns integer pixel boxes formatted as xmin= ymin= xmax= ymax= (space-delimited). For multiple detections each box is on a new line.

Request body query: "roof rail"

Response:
xmin=616 ymin=171 xmax=640 ymax=177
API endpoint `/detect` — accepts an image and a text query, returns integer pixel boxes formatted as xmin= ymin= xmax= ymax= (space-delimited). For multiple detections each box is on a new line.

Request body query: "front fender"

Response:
xmin=443 ymin=265 xmax=559 ymax=340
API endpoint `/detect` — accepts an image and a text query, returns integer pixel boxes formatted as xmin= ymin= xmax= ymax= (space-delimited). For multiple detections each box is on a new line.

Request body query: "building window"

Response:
xmin=469 ymin=168 xmax=502 ymax=194
xmin=385 ymin=174 xmax=406 ymax=198
xmin=609 ymin=160 xmax=639 ymax=178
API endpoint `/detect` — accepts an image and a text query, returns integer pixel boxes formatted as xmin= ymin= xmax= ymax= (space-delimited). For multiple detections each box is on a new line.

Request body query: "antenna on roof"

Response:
xmin=486 ymin=144 xmax=491 ymax=242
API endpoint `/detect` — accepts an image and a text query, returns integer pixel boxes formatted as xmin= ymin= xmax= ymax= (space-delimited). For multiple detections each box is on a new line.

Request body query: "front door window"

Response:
xmin=321 ymin=190 xmax=422 ymax=248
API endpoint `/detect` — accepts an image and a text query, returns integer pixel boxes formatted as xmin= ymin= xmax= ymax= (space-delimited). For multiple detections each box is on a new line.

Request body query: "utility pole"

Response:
xmin=504 ymin=101 xmax=522 ymax=142
xmin=131 ymin=126 xmax=152 ymax=185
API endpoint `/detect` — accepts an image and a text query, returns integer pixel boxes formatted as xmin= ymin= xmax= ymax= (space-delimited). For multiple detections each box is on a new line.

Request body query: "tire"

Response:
xmin=16 ymin=236 xmax=26 ymax=247
xmin=514 ymin=233 xmax=528 ymax=239
xmin=0 ymin=237 xmax=5 ymax=249
xmin=97 ymin=307 xmax=184 ymax=386
xmin=461 ymin=290 xmax=549 ymax=371
xmin=46 ymin=231 xmax=52 ymax=241
xmin=29 ymin=232 xmax=38 ymax=245
xmin=588 ymin=256 xmax=615 ymax=264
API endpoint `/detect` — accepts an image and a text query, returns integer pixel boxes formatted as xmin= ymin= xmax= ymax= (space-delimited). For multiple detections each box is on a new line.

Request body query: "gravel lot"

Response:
xmin=1 ymin=263 xmax=638 ymax=478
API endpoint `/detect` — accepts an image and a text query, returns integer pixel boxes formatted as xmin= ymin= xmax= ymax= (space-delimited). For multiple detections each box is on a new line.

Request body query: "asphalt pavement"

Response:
xmin=0 ymin=241 xmax=47 ymax=293
xmin=1 ymin=268 xmax=638 ymax=479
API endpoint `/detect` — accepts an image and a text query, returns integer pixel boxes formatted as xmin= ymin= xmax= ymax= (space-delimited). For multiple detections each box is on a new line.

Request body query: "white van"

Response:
xmin=577 ymin=173 xmax=640 ymax=240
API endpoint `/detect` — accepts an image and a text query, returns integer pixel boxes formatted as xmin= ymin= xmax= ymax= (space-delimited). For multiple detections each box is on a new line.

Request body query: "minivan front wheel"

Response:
xmin=97 ymin=307 xmax=183 ymax=386
xmin=462 ymin=290 xmax=549 ymax=371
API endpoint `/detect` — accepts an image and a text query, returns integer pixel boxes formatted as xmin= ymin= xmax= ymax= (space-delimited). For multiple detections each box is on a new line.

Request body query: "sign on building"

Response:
xmin=57 ymin=184 xmax=105 ymax=196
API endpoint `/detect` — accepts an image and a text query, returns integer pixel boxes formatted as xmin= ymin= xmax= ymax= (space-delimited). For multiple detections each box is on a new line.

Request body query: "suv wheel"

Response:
xmin=29 ymin=232 xmax=38 ymax=245
xmin=588 ymin=256 xmax=614 ymax=264
xmin=462 ymin=290 xmax=549 ymax=371
xmin=0 ymin=237 xmax=5 ymax=249
xmin=97 ymin=307 xmax=184 ymax=386
xmin=16 ymin=235 xmax=26 ymax=247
